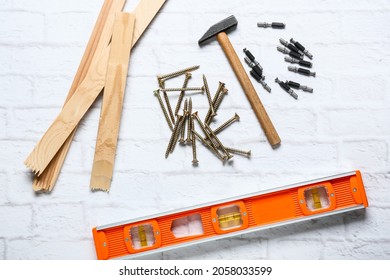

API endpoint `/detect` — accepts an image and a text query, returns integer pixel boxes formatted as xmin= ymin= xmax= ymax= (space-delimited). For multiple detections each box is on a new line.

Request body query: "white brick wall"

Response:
xmin=0 ymin=0 xmax=389 ymax=259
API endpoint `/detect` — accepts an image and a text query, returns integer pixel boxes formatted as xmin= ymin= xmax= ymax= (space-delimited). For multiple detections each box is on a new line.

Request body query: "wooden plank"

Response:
xmin=25 ymin=0 xmax=167 ymax=177
xmin=131 ymin=0 xmax=167 ymax=47
xmin=33 ymin=0 xmax=116 ymax=192
xmin=90 ymin=13 xmax=135 ymax=191
xmin=25 ymin=0 xmax=126 ymax=176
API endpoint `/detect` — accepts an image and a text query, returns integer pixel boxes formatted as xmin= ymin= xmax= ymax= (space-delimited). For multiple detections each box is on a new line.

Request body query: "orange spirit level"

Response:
xmin=92 ymin=171 xmax=368 ymax=260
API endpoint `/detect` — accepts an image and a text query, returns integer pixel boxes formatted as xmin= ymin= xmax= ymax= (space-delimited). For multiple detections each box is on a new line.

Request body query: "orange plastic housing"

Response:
xmin=93 ymin=171 xmax=368 ymax=260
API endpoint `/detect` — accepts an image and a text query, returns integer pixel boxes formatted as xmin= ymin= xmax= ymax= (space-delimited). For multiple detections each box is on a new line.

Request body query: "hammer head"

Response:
xmin=198 ymin=15 xmax=238 ymax=46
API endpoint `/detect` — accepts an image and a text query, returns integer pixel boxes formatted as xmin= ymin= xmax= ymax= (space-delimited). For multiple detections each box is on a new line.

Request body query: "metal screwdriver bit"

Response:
xmin=257 ymin=22 xmax=286 ymax=29
xmin=279 ymin=38 xmax=303 ymax=55
xmin=286 ymin=80 xmax=313 ymax=93
xmin=277 ymin=46 xmax=303 ymax=60
xmin=250 ymin=71 xmax=271 ymax=93
xmin=288 ymin=66 xmax=316 ymax=77
xmin=275 ymin=77 xmax=298 ymax=100
xmin=284 ymin=56 xmax=312 ymax=68
xmin=290 ymin=38 xmax=313 ymax=59
xmin=244 ymin=56 xmax=263 ymax=71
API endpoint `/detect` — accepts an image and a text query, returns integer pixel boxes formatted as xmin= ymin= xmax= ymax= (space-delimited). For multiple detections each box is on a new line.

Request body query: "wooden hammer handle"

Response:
xmin=217 ymin=32 xmax=281 ymax=148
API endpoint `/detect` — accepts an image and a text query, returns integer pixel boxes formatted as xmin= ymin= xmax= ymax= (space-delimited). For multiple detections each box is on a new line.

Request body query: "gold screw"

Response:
xmin=174 ymin=72 xmax=192 ymax=116
xmin=206 ymin=87 xmax=228 ymax=125
xmin=186 ymin=98 xmax=193 ymax=144
xmin=203 ymin=74 xmax=216 ymax=117
xmin=179 ymin=99 xmax=188 ymax=144
xmin=192 ymin=112 xmax=226 ymax=161
xmin=205 ymin=123 xmax=233 ymax=160
xmin=192 ymin=130 xmax=226 ymax=161
xmin=225 ymin=147 xmax=251 ymax=157
xmin=213 ymin=113 xmax=240 ymax=135
xmin=154 ymin=90 xmax=173 ymax=131
xmin=191 ymin=117 xmax=198 ymax=165
xmin=171 ymin=115 xmax=186 ymax=153
xmin=160 ymin=86 xmax=204 ymax=92
xmin=163 ymin=91 xmax=175 ymax=125
xmin=165 ymin=115 xmax=184 ymax=158
xmin=159 ymin=80 xmax=175 ymax=124
xmin=204 ymin=81 xmax=225 ymax=124
xmin=157 ymin=65 xmax=200 ymax=81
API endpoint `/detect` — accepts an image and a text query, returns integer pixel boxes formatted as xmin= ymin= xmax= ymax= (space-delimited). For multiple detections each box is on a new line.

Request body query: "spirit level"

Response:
xmin=92 ymin=171 xmax=368 ymax=260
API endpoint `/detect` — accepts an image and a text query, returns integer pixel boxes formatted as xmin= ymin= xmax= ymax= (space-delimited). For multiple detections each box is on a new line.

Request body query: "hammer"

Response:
xmin=199 ymin=15 xmax=281 ymax=148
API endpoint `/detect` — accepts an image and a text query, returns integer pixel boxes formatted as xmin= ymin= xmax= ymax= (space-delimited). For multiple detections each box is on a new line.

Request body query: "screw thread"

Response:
xmin=225 ymin=147 xmax=251 ymax=157
xmin=165 ymin=115 xmax=184 ymax=158
xmin=193 ymin=130 xmax=225 ymax=161
xmin=213 ymin=113 xmax=240 ymax=135
xmin=186 ymin=98 xmax=193 ymax=143
xmin=205 ymin=123 xmax=232 ymax=160
xmin=163 ymin=91 xmax=175 ymax=124
xmin=174 ymin=73 xmax=192 ymax=116
xmin=203 ymin=75 xmax=216 ymax=117
xmin=204 ymin=82 xmax=224 ymax=124
xmin=154 ymin=90 xmax=173 ymax=131
xmin=206 ymin=88 xmax=228 ymax=125
xmin=191 ymin=118 xmax=198 ymax=164
xmin=162 ymin=87 xmax=204 ymax=92
xmin=158 ymin=65 xmax=199 ymax=81
xmin=179 ymin=99 xmax=188 ymax=143
xmin=192 ymin=112 xmax=224 ymax=160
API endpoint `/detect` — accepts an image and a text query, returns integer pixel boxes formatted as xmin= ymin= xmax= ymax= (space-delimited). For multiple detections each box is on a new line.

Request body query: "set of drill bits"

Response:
xmin=276 ymin=37 xmax=315 ymax=99
xmin=243 ymin=48 xmax=271 ymax=92
xmin=155 ymin=66 xmax=251 ymax=165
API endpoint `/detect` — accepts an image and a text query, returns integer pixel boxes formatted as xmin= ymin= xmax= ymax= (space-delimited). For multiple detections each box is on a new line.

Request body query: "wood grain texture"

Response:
xmin=25 ymin=0 xmax=126 ymax=176
xmin=90 ymin=13 xmax=135 ymax=192
xmin=25 ymin=0 xmax=167 ymax=177
xmin=33 ymin=0 xmax=116 ymax=192
xmin=131 ymin=0 xmax=167 ymax=47
xmin=216 ymin=32 xmax=281 ymax=148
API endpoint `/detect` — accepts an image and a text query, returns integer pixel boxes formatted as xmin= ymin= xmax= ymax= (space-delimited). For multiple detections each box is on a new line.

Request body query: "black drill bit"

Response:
xmin=286 ymin=80 xmax=313 ymax=93
xmin=288 ymin=66 xmax=316 ymax=77
xmin=275 ymin=77 xmax=298 ymax=99
xmin=284 ymin=56 xmax=312 ymax=68
xmin=257 ymin=22 xmax=286 ymax=29
xmin=277 ymin=46 xmax=303 ymax=60
xmin=290 ymin=38 xmax=313 ymax=59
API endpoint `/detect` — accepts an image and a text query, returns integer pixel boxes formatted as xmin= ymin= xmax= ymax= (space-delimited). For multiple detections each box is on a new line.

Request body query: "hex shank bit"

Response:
xmin=286 ymin=80 xmax=313 ymax=93
xmin=257 ymin=22 xmax=285 ymax=29
xmin=277 ymin=46 xmax=303 ymax=60
xmin=288 ymin=66 xmax=316 ymax=77
xmin=275 ymin=77 xmax=298 ymax=100
xmin=290 ymin=38 xmax=313 ymax=59
xmin=284 ymin=56 xmax=312 ymax=68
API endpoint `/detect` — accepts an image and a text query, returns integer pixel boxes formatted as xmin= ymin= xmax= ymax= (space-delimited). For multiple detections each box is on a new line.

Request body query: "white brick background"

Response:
xmin=0 ymin=0 xmax=389 ymax=260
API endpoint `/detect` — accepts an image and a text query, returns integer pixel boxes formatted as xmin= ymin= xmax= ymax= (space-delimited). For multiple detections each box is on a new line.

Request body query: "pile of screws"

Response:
xmin=243 ymin=48 xmax=271 ymax=93
xmin=276 ymin=37 xmax=316 ymax=99
xmin=155 ymin=66 xmax=251 ymax=165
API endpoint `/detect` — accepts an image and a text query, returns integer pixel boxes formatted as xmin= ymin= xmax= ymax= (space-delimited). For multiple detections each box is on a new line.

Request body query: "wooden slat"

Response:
xmin=33 ymin=0 xmax=116 ymax=192
xmin=25 ymin=0 xmax=126 ymax=176
xmin=25 ymin=0 xmax=167 ymax=178
xmin=90 ymin=12 xmax=135 ymax=191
